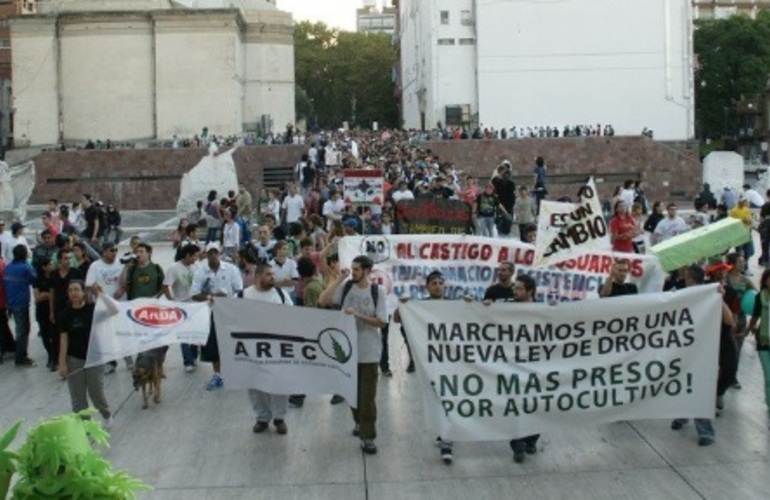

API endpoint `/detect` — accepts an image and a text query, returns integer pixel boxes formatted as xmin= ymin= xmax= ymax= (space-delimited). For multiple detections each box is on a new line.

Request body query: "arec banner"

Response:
xmin=213 ymin=299 xmax=359 ymax=405
xmin=85 ymin=295 xmax=211 ymax=367
xmin=397 ymin=285 xmax=722 ymax=441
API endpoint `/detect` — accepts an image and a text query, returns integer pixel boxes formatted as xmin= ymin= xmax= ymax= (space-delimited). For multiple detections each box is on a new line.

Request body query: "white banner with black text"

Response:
xmin=213 ymin=299 xmax=359 ymax=405
xmin=397 ymin=285 xmax=721 ymax=441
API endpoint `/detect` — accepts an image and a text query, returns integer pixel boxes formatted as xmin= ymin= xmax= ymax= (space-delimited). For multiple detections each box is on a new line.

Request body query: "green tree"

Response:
xmin=695 ymin=12 xmax=770 ymax=140
xmin=294 ymin=22 xmax=398 ymax=129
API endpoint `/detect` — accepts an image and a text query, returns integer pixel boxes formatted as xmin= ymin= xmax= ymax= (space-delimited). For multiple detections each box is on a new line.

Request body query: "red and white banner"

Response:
xmin=343 ymin=169 xmax=384 ymax=206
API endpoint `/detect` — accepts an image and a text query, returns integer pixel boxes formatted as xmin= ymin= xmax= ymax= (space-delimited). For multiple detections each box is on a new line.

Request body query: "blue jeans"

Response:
xmin=104 ymin=226 xmax=123 ymax=245
xmin=9 ymin=307 xmax=30 ymax=364
xmin=673 ymin=418 xmax=714 ymax=441
xmin=477 ymin=216 xmax=495 ymax=237
xmin=181 ymin=343 xmax=199 ymax=367
xmin=205 ymin=227 xmax=219 ymax=244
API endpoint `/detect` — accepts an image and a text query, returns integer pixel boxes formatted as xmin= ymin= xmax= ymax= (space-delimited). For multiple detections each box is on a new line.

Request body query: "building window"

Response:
xmin=0 ymin=40 xmax=10 ymax=49
xmin=460 ymin=10 xmax=474 ymax=26
xmin=459 ymin=38 xmax=475 ymax=45
xmin=437 ymin=38 xmax=455 ymax=46
xmin=440 ymin=11 xmax=449 ymax=24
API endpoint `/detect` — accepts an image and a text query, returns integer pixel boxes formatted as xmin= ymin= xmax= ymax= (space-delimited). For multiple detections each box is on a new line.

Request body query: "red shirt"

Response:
xmin=610 ymin=215 xmax=636 ymax=253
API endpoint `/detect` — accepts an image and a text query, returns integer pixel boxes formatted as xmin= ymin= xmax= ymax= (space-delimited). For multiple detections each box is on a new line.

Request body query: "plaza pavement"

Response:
xmin=0 ymin=231 xmax=769 ymax=499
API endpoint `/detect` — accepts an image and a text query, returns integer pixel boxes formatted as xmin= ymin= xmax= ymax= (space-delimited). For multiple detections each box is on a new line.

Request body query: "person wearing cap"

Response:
xmin=651 ymin=203 xmax=689 ymax=245
xmin=190 ymin=242 xmax=243 ymax=390
xmin=342 ymin=217 xmax=359 ymax=236
xmin=2 ymin=222 xmax=30 ymax=263
xmin=730 ymin=196 xmax=754 ymax=273
xmin=2 ymin=244 xmax=37 ymax=366
xmin=319 ymin=255 xmax=388 ymax=455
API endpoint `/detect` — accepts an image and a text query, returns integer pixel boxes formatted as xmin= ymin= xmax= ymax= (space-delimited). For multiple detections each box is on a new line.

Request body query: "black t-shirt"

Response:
xmin=51 ymin=268 xmax=83 ymax=315
xmin=484 ymin=284 xmax=515 ymax=302
xmin=33 ymin=273 xmax=53 ymax=318
xmin=492 ymin=177 xmax=516 ymax=211
xmin=59 ymin=303 xmax=95 ymax=360
xmin=605 ymin=282 xmax=638 ymax=297
xmin=84 ymin=205 xmax=99 ymax=238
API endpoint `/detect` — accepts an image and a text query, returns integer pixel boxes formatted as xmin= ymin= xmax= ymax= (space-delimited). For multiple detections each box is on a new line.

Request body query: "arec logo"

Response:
xmin=127 ymin=306 xmax=188 ymax=327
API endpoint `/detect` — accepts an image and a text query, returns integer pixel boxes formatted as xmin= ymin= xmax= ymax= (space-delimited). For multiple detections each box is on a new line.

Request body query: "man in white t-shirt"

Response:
xmin=2 ymin=223 xmax=30 ymax=263
xmin=270 ymin=241 xmax=298 ymax=299
xmin=243 ymin=263 xmax=294 ymax=435
xmin=281 ymin=184 xmax=305 ymax=225
xmin=162 ymin=243 xmax=200 ymax=372
xmin=86 ymin=241 xmax=133 ymax=373
xmin=652 ymin=203 xmax=690 ymax=245
xmin=391 ymin=181 xmax=415 ymax=203
xmin=0 ymin=219 xmax=15 ymax=261
xmin=322 ymin=190 xmax=345 ymax=227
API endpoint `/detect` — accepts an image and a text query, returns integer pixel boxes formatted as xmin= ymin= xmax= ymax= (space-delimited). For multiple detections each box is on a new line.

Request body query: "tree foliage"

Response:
xmin=294 ymin=22 xmax=399 ymax=129
xmin=695 ymin=12 xmax=770 ymax=140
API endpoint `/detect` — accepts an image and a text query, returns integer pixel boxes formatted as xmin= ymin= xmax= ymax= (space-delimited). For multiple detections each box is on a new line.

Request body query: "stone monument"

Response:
xmin=702 ymin=151 xmax=744 ymax=201
xmin=175 ymin=143 xmax=240 ymax=218
xmin=0 ymin=161 xmax=36 ymax=222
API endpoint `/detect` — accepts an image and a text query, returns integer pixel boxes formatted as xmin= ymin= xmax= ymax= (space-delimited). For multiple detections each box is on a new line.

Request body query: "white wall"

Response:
xmin=10 ymin=18 xmax=60 ymax=146
xmin=476 ymin=0 xmax=694 ymax=140
xmin=153 ymin=15 xmax=243 ymax=138
xmin=243 ymin=41 xmax=295 ymax=132
xmin=60 ymin=18 xmax=155 ymax=141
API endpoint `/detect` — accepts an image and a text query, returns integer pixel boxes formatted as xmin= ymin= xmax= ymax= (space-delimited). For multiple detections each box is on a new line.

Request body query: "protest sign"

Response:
xmin=534 ymin=178 xmax=611 ymax=266
xmin=397 ymin=285 xmax=721 ymax=441
xmin=652 ymin=217 xmax=750 ymax=272
xmin=394 ymin=198 xmax=473 ymax=235
xmin=213 ymin=299 xmax=358 ymax=405
xmin=343 ymin=169 xmax=384 ymax=206
xmin=85 ymin=295 xmax=210 ymax=367
xmin=339 ymin=234 xmax=666 ymax=308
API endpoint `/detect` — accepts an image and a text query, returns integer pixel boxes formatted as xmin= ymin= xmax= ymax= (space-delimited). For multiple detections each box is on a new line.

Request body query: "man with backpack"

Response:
xmin=242 ymin=263 xmax=293 ymax=435
xmin=319 ymin=255 xmax=388 ymax=455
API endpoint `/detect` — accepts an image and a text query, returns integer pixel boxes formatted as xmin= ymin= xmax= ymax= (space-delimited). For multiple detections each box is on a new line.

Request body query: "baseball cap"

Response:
xmin=205 ymin=242 xmax=221 ymax=253
xmin=10 ymin=222 xmax=25 ymax=233
xmin=343 ymin=219 xmax=358 ymax=228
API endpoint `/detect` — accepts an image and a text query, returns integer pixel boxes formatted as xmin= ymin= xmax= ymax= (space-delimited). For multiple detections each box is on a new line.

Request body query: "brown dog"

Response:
xmin=132 ymin=347 xmax=168 ymax=409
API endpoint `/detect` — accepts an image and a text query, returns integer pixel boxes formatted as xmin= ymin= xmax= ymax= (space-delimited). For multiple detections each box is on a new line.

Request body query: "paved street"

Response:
xmin=0 ymin=242 xmax=768 ymax=499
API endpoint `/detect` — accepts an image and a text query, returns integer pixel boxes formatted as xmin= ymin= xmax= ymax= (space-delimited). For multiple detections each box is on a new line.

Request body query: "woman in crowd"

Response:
xmin=58 ymin=280 xmax=112 ymax=429
xmin=221 ymin=207 xmax=241 ymax=262
xmin=173 ymin=218 xmax=189 ymax=249
xmin=609 ymin=201 xmax=638 ymax=253
xmin=204 ymin=190 xmax=222 ymax=244
xmin=725 ymin=252 xmax=757 ymax=386
xmin=513 ymin=185 xmax=536 ymax=241
xmin=72 ymin=241 xmax=92 ymax=277
xmin=630 ymin=202 xmax=646 ymax=254
xmin=643 ymin=201 xmax=665 ymax=235
xmin=748 ymin=269 xmax=770 ymax=430
xmin=33 ymin=256 xmax=57 ymax=371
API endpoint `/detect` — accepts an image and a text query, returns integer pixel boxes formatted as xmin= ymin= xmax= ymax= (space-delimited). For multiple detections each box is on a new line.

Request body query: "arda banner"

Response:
xmin=394 ymin=198 xmax=473 ymax=235
xmin=397 ymin=285 xmax=721 ymax=441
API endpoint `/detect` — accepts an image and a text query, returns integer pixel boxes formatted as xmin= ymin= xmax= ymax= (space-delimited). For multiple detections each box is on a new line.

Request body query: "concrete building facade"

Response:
xmin=693 ymin=0 xmax=770 ymax=19
xmin=398 ymin=0 xmax=695 ymax=141
xmin=11 ymin=0 xmax=295 ymax=147
xmin=357 ymin=2 xmax=397 ymax=36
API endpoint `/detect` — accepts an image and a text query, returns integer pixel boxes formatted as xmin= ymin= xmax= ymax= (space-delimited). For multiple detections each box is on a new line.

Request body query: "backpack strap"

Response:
xmin=340 ymin=280 xmax=355 ymax=307
xmin=274 ymin=286 xmax=287 ymax=304
xmin=340 ymin=280 xmax=378 ymax=309
xmin=370 ymin=283 xmax=378 ymax=309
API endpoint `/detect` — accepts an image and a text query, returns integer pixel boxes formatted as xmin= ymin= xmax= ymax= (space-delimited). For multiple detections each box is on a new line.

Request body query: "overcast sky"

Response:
xmin=276 ymin=0 xmax=379 ymax=31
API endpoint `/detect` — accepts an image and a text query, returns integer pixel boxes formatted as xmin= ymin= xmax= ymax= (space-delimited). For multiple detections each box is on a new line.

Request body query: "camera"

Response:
xmin=119 ymin=252 xmax=136 ymax=265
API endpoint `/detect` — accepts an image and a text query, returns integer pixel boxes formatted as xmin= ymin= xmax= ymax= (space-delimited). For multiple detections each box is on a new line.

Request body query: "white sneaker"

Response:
xmin=184 ymin=365 xmax=195 ymax=373
xmin=103 ymin=416 xmax=114 ymax=431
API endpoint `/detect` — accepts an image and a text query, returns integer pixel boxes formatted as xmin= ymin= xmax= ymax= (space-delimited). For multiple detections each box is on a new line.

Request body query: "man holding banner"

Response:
xmin=242 ymin=264 xmax=293 ymax=435
xmin=319 ymin=255 xmax=388 ymax=455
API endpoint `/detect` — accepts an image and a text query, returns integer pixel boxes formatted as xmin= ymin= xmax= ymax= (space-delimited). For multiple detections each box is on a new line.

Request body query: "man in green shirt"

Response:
xmin=120 ymin=243 xmax=164 ymax=300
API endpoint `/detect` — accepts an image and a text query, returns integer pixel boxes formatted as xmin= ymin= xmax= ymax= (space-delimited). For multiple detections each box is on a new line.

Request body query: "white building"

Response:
xmin=11 ymin=0 xmax=295 ymax=146
xmin=399 ymin=0 xmax=695 ymax=141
